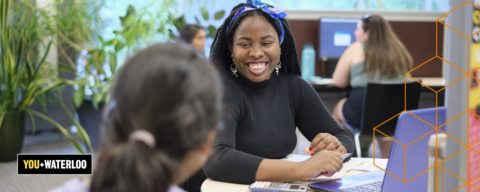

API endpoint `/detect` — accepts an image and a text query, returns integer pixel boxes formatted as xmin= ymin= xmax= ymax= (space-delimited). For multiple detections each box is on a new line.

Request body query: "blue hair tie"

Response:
xmin=226 ymin=0 xmax=287 ymax=45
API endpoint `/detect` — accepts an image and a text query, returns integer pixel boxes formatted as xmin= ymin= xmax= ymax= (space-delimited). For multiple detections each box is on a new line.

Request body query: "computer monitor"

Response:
xmin=319 ymin=18 xmax=359 ymax=59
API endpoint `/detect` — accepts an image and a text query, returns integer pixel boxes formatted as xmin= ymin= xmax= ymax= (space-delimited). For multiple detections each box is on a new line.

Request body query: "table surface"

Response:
xmin=201 ymin=158 xmax=388 ymax=192
xmin=311 ymin=77 xmax=446 ymax=92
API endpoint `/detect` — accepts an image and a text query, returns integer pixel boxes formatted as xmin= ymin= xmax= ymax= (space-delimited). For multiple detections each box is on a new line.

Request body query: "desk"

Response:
xmin=201 ymin=158 xmax=388 ymax=192
xmin=310 ymin=77 xmax=446 ymax=91
xmin=310 ymin=77 xmax=446 ymax=107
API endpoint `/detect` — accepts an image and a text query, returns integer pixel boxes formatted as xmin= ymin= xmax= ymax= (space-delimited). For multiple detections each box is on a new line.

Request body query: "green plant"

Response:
xmin=169 ymin=6 xmax=225 ymax=39
xmin=70 ymin=1 xmax=184 ymax=109
xmin=198 ymin=7 xmax=225 ymax=38
xmin=0 ymin=0 xmax=93 ymax=153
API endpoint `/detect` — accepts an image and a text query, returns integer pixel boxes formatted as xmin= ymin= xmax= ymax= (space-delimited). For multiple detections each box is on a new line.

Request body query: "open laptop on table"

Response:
xmin=309 ymin=107 xmax=446 ymax=192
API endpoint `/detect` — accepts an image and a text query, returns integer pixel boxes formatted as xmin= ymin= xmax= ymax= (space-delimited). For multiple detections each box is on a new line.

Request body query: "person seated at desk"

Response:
xmin=178 ymin=24 xmax=207 ymax=52
xmin=182 ymin=0 xmax=354 ymax=190
xmin=331 ymin=14 xmax=413 ymax=158
xmin=51 ymin=42 xmax=222 ymax=192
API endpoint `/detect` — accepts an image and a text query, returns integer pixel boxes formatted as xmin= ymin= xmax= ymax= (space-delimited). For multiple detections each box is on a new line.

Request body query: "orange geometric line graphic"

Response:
xmin=438 ymin=165 xmax=467 ymax=183
xmin=437 ymin=110 xmax=469 ymax=129
xmin=436 ymin=73 xmax=469 ymax=93
xmin=406 ymin=74 xmax=437 ymax=92
xmin=405 ymin=129 xmax=436 ymax=147
xmin=438 ymin=129 xmax=468 ymax=147
xmin=371 ymin=2 xmax=480 ymax=191
xmin=438 ymin=56 xmax=469 ymax=75
xmin=405 ymin=110 xmax=436 ymax=128
xmin=436 ymin=147 xmax=468 ymax=166
xmin=452 ymin=183 xmax=468 ymax=192
xmin=469 ymin=183 xmax=480 ymax=191
xmin=436 ymin=1 xmax=470 ymax=20
xmin=438 ymin=20 xmax=468 ymax=38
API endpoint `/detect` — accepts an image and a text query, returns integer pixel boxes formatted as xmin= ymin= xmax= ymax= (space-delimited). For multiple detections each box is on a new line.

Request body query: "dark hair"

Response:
xmin=210 ymin=3 xmax=300 ymax=76
xmin=361 ymin=14 xmax=412 ymax=78
xmin=179 ymin=24 xmax=205 ymax=43
xmin=90 ymin=42 xmax=223 ymax=192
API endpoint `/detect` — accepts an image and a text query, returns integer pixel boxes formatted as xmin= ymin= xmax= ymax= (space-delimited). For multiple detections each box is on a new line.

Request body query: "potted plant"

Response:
xmin=0 ymin=0 xmax=92 ymax=161
xmin=70 ymin=2 xmax=181 ymax=151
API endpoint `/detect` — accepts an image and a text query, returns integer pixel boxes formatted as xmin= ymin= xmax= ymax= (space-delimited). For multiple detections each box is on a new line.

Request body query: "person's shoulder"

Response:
xmin=49 ymin=178 xmax=89 ymax=192
xmin=220 ymin=76 xmax=245 ymax=102
xmin=347 ymin=42 xmax=363 ymax=52
xmin=350 ymin=41 xmax=363 ymax=48
xmin=167 ymin=185 xmax=186 ymax=192
xmin=279 ymin=73 xmax=302 ymax=82
xmin=278 ymin=73 xmax=310 ymax=89
xmin=222 ymin=76 xmax=240 ymax=92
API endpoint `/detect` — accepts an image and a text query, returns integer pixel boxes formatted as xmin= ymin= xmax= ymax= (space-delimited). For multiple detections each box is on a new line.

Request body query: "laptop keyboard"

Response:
xmin=337 ymin=180 xmax=382 ymax=192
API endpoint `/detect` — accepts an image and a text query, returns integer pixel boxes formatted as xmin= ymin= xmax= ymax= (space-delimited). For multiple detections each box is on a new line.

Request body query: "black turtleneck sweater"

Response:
xmin=203 ymin=72 xmax=354 ymax=184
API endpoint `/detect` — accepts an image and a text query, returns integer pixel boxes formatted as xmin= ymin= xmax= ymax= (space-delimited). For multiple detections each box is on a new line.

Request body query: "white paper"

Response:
xmin=352 ymin=160 xmax=388 ymax=172
xmin=334 ymin=31 xmax=351 ymax=46
xmin=309 ymin=78 xmax=335 ymax=85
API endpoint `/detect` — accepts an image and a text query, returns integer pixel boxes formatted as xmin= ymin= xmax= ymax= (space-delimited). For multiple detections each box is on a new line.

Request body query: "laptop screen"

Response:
xmin=382 ymin=107 xmax=446 ymax=191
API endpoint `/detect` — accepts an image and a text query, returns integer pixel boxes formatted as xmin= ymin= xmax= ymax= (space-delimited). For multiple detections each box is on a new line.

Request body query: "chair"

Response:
xmin=343 ymin=81 xmax=422 ymax=158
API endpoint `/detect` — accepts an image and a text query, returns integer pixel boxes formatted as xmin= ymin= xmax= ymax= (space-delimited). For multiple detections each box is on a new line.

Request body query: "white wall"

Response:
xmin=36 ymin=0 xmax=58 ymax=69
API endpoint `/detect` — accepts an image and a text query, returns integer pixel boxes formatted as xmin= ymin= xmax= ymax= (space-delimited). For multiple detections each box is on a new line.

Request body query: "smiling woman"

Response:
xmin=180 ymin=0 xmax=355 ymax=191
xmin=228 ymin=15 xmax=281 ymax=82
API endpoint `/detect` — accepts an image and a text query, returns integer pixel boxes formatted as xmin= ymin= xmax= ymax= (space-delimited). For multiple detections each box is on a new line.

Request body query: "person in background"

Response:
xmin=331 ymin=14 xmax=413 ymax=158
xmin=179 ymin=24 xmax=207 ymax=52
xmin=50 ymin=42 xmax=223 ymax=192
xmin=181 ymin=0 xmax=355 ymax=191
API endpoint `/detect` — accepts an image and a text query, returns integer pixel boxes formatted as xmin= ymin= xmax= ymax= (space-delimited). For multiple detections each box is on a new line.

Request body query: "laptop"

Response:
xmin=309 ymin=107 xmax=446 ymax=192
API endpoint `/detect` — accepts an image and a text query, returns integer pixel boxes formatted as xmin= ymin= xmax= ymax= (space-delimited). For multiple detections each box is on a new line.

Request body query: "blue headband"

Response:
xmin=226 ymin=0 xmax=287 ymax=45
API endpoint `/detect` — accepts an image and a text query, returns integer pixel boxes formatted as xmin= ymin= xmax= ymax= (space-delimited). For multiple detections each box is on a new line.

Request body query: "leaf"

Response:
xmin=57 ymin=63 xmax=76 ymax=72
xmin=33 ymin=41 xmax=53 ymax=80
xmin=214 ymin=10 xmax=225 ymax=20
xmin=92 ymin=93 xmax=103 ymax=110
xmin=25 ymin=60 xmax=34 ymax=78
xmin=109 ymin=52 xmax=117 ymax=74
xmin=27 ymin=110 xmax=35 ymax=134
xmin=98 ymin=36 xmax=104 ymax=44
xmin=173 ymin=15 xmax=186 ymax=30
xmin=208 ymin=25 xmax=217 ymax=37
xmin=27 ymin=109 xmax=85 ymax=154
xmin=125 ymin=5 xmax=136 ymax=17
xmin=73 ymin=87 xmax=85 ymax=108
xmin=15 ymin=31 xmax=26 ymax=73
xmin=168 ymin=29 xmax=176 ymax=39
xmin=114 ymin=41 xmax=125 ymax=52
xmin=195 ymin=16 xmax=201 ymax=25
xmin=201 ymin=7 xmax=209 ymax=20
xmin=93 ymin=50 xmax=105 ymax=71
xmin=113 ymin=30 xmax=122 ymax=35
xmin=0 ymin=113 xmax=5 ymax=131
xmin=58 ymin=101 xmax=94 ymax=154
xmin=104 ymin=39 xmax=115 ymax=46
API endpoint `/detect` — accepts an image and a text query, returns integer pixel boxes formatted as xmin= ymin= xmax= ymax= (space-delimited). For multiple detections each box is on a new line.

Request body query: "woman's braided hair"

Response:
xmin=209 ymin=3 xmax=301 ymax=77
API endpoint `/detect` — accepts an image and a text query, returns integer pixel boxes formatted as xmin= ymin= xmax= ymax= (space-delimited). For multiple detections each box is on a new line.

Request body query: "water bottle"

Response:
xmin=301 ymin=43 xmax=316 ymax=81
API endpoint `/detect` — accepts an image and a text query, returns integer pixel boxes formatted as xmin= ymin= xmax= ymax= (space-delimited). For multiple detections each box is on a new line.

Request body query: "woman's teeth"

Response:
xmin=249 ymin=63 xmax=266 ymax=70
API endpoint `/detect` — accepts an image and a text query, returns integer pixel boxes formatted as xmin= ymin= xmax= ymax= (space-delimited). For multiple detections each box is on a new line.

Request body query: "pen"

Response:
xmin=339 ymin=153 xmax=352 ymax=160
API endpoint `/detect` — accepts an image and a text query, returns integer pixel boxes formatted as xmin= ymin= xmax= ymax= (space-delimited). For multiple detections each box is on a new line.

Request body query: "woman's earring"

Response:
xmin=230 ymin=63 xmax=238 ymax=77
xmin=275 ymin=61 xmax=282 ymax=75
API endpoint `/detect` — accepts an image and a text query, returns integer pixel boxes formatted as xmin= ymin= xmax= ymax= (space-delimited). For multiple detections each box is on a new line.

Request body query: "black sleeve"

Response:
xmin=202 ymin=86 xmax=264 ymax=184
xmin=294 ymin=77 xmax=355 ymax=158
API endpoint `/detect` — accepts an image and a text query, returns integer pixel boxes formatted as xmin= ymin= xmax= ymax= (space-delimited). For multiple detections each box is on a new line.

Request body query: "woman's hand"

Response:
xmin=296 ymin=150 xmax=343 ymax=180
xmin=304 ymin=133 xmax=347 ymax=155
